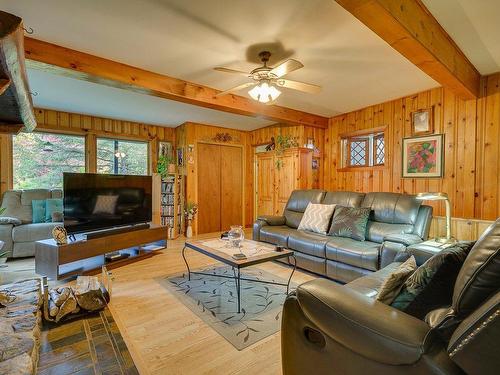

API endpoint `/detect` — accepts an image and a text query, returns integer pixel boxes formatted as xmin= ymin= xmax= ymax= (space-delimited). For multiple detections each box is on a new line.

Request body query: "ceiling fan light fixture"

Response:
xmin=248 ymin=81 xmax=281 ymax=103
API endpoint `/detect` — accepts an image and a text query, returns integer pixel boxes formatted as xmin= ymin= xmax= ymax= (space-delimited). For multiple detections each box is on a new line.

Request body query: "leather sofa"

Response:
xmin=281 ymin=218 xmax=500 ymax=375
xmin=253 ymin=190 xmax=432 ymax=283
xmin=0 ymin=189 xmax=62 ymax=258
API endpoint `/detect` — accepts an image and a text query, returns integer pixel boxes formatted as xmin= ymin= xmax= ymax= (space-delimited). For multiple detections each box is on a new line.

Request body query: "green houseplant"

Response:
xmin=157 ymin=155 xmax=176 ymax=178
xmin=275 ymin=134 xmax=299 ymax=168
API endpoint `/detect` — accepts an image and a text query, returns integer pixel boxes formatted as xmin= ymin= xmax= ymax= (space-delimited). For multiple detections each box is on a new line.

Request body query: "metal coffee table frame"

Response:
xmin=182 ymin=240 xmax=297 ymax=313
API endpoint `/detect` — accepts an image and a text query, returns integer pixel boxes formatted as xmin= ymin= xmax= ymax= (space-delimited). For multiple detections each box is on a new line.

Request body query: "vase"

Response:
xmin=186 ymin=219 xmax=193 ymax=238
xmin=228 ymin=225 xmax=244 ymax=248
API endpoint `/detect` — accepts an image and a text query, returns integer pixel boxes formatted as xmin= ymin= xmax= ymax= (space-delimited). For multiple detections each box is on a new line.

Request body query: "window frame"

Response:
xmin=339 ymin=126 xmax=387 ymax=171
xmin=346 ymin=137 xmax=369 ymax=168
xmin=96 ymin=136 xmax=150 ymax=176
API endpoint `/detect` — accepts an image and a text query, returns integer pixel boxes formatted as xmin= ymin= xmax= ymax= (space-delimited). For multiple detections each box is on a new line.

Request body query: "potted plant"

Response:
xmin=184 ymin=202 xmax=198 ymax=238
xmin=275 ymin=134 xmax=299 ymax=168
xmin=157 ymin=155 xmax=176 ymax=178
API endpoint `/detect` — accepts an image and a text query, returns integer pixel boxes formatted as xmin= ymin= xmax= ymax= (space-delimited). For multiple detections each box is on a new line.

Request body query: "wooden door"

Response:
xmin=220 ymin=145 xmax=243 ymax=230
xmin=255 ymin=153 xmax=275 ymax=216
xmin=197 ymin=143 xmax=221 ymax=234
xmin=275 ymin=152 xmax=297 ymax=215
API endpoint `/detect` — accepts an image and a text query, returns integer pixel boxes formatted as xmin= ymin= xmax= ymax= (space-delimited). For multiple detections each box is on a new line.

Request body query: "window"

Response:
xmin=97 ymin=138 xmax=148 ymax=175
xmin=341 ymin=129 xmax=385 ymax=168
xmin=13 ymin=132 xmax=85 ymax=189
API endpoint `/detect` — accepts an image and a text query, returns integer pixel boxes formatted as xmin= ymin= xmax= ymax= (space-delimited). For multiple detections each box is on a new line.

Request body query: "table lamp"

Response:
xmin=416 ymin=192 xmax=457 ymax=244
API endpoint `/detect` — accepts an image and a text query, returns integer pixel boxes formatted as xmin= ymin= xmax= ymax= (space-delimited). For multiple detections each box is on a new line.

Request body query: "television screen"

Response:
xmin=63 ymin=172 xmax=152 ymax=234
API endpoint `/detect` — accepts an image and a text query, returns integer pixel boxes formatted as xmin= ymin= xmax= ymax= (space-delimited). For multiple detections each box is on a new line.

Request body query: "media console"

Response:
xmin=35 ymin=224 xmax=167 ymax=280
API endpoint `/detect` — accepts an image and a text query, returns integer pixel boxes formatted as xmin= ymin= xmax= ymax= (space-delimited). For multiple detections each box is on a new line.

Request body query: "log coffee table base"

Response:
xmin=182 ymin=239 xmax=296 ymax=314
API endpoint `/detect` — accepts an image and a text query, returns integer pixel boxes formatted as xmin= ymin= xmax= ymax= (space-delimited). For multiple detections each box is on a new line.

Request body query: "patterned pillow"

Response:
xmin=391 ymin=242 xmax=474 ymax=319
xmin=328 ymin=206 xmax=371 ymax=241
xmin=376 ymin=256 xmax=417 ymax=304
xmin=298 ymin=203 xmax=336 ymax=234
xmin=93 ymin=195 xmax=119 ymax=215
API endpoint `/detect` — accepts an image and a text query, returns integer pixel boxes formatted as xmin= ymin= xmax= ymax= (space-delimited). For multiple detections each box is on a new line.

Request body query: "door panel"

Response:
xmin=256 ymin=153 xmax=275 ymax=216
xmin=221 ymin=146 xmax=243 ymax=230
xmin=197 ymin=144 xmax=221 ymax=234
xmin=275 ymin=153 xmax=297 ymax=215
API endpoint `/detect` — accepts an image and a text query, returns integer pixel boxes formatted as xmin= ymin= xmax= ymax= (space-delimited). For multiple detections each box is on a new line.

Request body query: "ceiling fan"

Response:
xmin=214 ymin=51 xmax=321 ymax=104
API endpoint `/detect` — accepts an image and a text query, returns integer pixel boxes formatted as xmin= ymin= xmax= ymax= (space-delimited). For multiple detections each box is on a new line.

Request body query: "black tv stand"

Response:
xmin=83 ymin=223 xmax=150 ymax=240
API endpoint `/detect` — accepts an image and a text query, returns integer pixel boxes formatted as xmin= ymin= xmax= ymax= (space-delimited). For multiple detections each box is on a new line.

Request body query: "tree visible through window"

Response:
xmin=13 ymin=132 xmax=85 ymax=189
xmin=97 ymin=138 xmax=148 ymax=175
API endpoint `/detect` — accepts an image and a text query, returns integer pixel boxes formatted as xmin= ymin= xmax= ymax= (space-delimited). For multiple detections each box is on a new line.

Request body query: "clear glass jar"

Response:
xmin=228 ymin=225 xmax=244 ymax=248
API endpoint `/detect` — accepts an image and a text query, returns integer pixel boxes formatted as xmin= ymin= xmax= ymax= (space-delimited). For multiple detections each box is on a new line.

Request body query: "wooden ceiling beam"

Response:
xmin=335 ymin=0 xmax=481 ymax=99
xmin=24 ymin=37 xmax=328 ymax=128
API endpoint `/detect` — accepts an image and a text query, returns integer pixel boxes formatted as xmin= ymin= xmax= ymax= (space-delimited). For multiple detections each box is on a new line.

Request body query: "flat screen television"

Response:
xmin=63 ymin=172 xmax=152 ymax=234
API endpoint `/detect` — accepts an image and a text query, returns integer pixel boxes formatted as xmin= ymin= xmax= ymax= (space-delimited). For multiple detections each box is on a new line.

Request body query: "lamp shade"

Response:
xmin=415 ymin=192 xmax=449 ymax=201
xmin=248 ymin=81 xmax=281 ymax=103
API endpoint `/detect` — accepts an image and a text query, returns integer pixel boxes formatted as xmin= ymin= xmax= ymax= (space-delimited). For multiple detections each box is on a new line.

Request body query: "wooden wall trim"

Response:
xmin=335 ymin=0 xmax=480 ymax=99
xmin=24 ymin=37 xmax=328 ymax=129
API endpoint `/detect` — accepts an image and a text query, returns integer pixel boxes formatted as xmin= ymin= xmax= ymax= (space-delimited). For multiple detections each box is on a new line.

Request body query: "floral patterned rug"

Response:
xmin=160 ymin=266 xmax=296 ymax=350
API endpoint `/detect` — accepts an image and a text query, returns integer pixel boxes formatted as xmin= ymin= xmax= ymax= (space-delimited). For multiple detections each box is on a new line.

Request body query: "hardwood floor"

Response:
xmin=107 ymin=232 xmax=316 ymax=375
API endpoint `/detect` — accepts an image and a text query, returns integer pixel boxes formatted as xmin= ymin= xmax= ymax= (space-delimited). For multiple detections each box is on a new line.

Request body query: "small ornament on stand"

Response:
xmin=52 ymin=225 xmax=68 ymax=245
xmin=184 ymin=202 xmax=198 ymax=238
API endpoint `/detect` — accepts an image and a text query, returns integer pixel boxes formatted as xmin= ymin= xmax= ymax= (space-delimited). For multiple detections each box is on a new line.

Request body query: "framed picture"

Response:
xmin=176 ymin=147 xmax=184 ymax=166
xmin=312 ymin=158 xmax=319 ymax=170
xmin=411 ymin=107 xmax=434 ymax=135
xmin=402 ymin=134 xmax=444 ymax=178
xmin=158 ymin=141 xmax=172 ymax=158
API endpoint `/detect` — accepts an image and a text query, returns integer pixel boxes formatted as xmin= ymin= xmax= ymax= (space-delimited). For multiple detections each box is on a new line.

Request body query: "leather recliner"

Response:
xmin=253 ymin=190 xmax=433 ymax=283
xmin=281 ymin=218 xmax=500 ymax=375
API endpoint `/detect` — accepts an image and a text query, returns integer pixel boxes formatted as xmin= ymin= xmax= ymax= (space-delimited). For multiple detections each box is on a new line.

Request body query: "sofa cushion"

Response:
xmin=362 ymin=192 xmax=422 ymax=225
xmin=283 ymin=190 xmax=325 ymax=229
xmin=288 ymin=231 xmax=329 ymax=258
xmin=298 ymin=203 xmax=336 ymax=234
xmin=346 ymin=262 xmax=402 ymax=298
xmin=1 ymin=189 xmax=63 ymax=224
xmin=326 ymin=237 xmax=380 ymax=271
xmin=322 ymin=191 xmax=365 ymax=208
xmin=376 ymin=256 xmax=417 ymax=304
xmin=328 ymin=206 xmax=370 ymax=241
xmin=0 ymin=217 xmax=22 ymax=225
xmin=259 ymin=225 xmax=293 ymax=246
xmin=365 ymin=221 xmax=414 ymax=243
xmin=11 ymin=223 xmax=58 ymax=243
xmin=31 ymin=200 xmax=46 ymax=224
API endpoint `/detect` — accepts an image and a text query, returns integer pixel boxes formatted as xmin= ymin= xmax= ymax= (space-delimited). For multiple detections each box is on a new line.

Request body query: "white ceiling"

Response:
xmin=1 ymin=0 xmax=439 ymax=128
xmin=423 ymin=0 xmax=500 ymax=75
xmin=27 ymin=69 xmax=274 ymax=130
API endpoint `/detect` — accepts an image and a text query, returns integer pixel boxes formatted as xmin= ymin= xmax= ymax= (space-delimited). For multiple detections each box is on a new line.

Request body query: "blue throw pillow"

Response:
xmin=32 ymin=200 xmax=46 ymax=223
xmin=45 ymin=198 xmax=63 ymax=223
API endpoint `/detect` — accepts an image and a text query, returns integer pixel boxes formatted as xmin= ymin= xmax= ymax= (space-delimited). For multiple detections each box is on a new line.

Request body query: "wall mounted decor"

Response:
xmin=411 ymin=107 xmax=434 ymax=135
xmin=158 ymin=141 xmax=173 ymax=158
xmin=177 ymin=147 xmax=184 ymax=167
xmin=402 ymin=134 xmax=444 ymax=178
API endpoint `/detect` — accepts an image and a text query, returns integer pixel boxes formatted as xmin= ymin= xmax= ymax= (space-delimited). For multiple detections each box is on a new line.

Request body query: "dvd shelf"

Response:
xmin=160 ymin=173 xmax=185 ymax=239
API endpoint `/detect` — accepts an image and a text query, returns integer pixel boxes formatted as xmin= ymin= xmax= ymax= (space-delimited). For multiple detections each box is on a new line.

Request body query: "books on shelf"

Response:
xmin=159 ymin=173 xmax=185 ymax=239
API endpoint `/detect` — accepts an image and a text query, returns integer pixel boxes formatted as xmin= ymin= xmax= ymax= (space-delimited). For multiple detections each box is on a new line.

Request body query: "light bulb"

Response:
xmin=248 ymin=82 xmax=281 ymax=103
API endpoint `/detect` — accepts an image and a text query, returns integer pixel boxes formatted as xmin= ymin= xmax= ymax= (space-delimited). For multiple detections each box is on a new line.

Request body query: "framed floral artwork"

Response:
xmin=402 ymin=134 xmax=444 ymax=178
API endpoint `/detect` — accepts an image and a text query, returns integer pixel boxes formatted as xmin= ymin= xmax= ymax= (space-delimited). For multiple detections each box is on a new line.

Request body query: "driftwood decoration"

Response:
xmin=0 ymin=10 xmax=37 ymax=134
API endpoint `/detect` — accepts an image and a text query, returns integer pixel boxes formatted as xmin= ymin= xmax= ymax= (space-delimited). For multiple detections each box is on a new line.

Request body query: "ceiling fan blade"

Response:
xmin=269 ymin=59 xmax=304 ymax=78
xmin=216 ymin=82 xmax=256 ymax=97
xmin=214 ymin=67 xmax=250 ymax=77
xmin=276 ymin=79 xmax=321 ymax=94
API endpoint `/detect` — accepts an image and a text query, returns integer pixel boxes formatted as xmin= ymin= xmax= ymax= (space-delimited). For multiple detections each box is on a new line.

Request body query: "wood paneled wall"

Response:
xmin=324 ymin=72 xmax=500 ymax=222
xmin=0 ymin=108 xmax=175 ymax=194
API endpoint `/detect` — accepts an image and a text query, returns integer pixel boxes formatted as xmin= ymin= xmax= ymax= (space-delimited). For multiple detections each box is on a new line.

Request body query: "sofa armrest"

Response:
xmin=384 ymin=233 xmax=423 ymax=246
xmin=296 ymin=279 xmax=434 ymax=365
xmin=256 ymin=215 xmax=286 ymax=226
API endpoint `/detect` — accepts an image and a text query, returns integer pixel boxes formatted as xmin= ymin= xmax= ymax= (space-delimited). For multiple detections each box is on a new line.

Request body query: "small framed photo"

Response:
xmin=402 ymin=134 xmax=444 ymax=178
xmin=306 ymin=137 xmax=314 ymax=149
xmin=158 ymin=141 xmax=172 ymax=158
xmin=312 ymin=158 xmax=319 ymax=170
xmin=411 ymin=107 xmax=434 ymax=135
xmin=176 ymin=147 xmax=184 ymax=166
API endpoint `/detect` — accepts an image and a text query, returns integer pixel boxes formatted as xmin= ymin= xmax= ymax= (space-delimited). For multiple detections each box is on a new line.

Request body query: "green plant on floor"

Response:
xmin=157 ymin=155 xmax=173 ymax=179
xmin=275 ymin=134 xmax=298 ymax=168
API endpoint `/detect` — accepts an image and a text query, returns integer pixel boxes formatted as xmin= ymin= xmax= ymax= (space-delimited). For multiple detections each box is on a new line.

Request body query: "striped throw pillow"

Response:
xmin=298 ymin=203 xmax=337 ymax=234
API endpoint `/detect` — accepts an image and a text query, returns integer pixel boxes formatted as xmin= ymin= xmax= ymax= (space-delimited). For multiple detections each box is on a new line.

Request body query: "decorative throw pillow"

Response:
xmin=32 ymin=199 xmax=46 ymax=223
xmin=298 ymin=203 xmax=336 ymax=234
xmin=328 ymin=206 xmax=371 ymax=241
xmin=0 ymin=216 xmax=22 ymax=226
xmin=391 ymin=241 xmax=474 ymax=319
xmin=93 ymin=195 xmax=119 ymax=215
xmin=376 ymin=256 xmax=417 ymax=304
xmin=45 ymin=198 xmax=63 ymax=223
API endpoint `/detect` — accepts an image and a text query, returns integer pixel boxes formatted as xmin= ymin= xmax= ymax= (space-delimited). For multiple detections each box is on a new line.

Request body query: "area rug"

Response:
xmin=37 ymin=308 xmax=138 ymax=374
xmin=159 ymin=266 xmax=296 ymax=350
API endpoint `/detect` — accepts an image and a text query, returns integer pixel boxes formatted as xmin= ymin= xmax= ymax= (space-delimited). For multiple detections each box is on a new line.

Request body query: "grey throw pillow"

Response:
xmin=376 ymin=256 xmax=417 ymax=304
xmin=328 ymin=206 xmax=371 ymax=241
xmin=0 ymin=216 xmax=22 ymax=226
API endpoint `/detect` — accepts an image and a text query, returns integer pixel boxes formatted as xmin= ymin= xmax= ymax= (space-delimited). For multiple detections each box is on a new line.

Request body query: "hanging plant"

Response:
xmin=275 ymin=134 xmax=298 ymax=168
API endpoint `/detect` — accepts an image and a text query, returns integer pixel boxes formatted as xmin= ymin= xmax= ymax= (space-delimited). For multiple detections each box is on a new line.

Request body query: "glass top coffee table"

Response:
xmin=182 ymin=238 xmax=296 ymax=313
